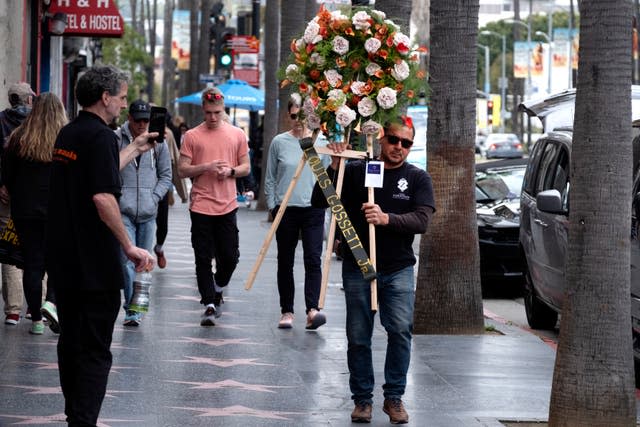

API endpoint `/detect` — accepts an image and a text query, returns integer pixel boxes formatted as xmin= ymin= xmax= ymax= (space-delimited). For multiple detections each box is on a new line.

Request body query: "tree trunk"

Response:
xmin=305 ymin=0 xmax=317 ymax=22
xmin=548 ymin=1 xmax=637 ymax=425
xmin=374 ymin=0 xmax=411 ymax=39
xmin=161 ymin=0 xmax=174 ymax=109
xmin=414 ymin=0 xmax=484 ymax=335
xmin=145 ymin=0 xmax=157 ymax=101
xmin=257 ymin=0 xmax=281 ymax=211
xmin=277 ymin=1 xmax=305 ymax=132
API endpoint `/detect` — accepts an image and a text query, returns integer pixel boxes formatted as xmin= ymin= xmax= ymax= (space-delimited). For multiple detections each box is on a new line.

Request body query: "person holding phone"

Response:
xmin=178 ymin=87 xmax=250 ymax=326
xmin=114 ymin=100 xmax=172 ymax=326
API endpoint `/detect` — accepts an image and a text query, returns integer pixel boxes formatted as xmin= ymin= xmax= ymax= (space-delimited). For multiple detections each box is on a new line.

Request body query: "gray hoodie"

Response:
xmin=115 ymin=122 xmax=172 ymax=222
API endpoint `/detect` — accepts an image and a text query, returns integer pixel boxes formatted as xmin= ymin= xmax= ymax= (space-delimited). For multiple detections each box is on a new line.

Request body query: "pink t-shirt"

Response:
xmin=180 ymin=121 xmax=248 ymax=215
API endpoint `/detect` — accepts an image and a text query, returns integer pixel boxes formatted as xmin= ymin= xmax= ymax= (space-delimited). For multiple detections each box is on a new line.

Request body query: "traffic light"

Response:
xmin=216 ymin=27 xmax=235 ymax=71
xmin=487 ymin=100 xmax=494 ymax=126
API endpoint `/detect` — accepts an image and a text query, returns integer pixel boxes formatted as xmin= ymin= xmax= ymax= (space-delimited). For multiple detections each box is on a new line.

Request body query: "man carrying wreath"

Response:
xmin=312 ymin=116 xmax=435 ymax=424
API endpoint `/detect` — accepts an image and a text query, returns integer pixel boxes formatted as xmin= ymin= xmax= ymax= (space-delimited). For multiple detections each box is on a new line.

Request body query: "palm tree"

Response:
xmin=257 ymin=0 xmax=281 ymax=210
xmin=277 ymin=1 xmax=305 ymax=131
xmin=373 ymin=0 xmax=411 ymax=37
xmin=548 ymin=1 xmax=637 ymax=424
xmin=413 ymin=0 xmax=484 ymax=334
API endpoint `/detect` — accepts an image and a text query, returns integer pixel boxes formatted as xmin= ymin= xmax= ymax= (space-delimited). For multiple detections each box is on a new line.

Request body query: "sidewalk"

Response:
xmin=0 ymin=200 xmax=558 ymax=426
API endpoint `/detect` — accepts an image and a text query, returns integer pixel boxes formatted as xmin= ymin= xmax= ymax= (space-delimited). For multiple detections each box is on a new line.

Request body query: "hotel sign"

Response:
xmin=49 ymin=0 xmax=124 ymax=37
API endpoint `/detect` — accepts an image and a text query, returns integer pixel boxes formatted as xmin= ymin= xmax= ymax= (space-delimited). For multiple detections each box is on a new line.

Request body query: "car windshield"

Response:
xmin=476 ymin=167 xmax=525 ymax=202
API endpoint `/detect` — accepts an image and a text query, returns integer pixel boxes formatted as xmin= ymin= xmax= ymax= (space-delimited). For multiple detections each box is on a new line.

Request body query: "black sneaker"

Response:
xmin=213 ymin=292 xmax=224 ymax=318
xmin=200 ymin=305 xmax=216 ymax=326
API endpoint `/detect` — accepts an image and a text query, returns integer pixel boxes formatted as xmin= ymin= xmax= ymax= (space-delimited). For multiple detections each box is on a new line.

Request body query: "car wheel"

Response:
xmin=523 ymin=268 xmax=558 ymax=330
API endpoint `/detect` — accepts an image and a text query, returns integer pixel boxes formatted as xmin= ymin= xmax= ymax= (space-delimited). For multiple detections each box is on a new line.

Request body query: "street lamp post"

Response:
xmin=480 ymin=30 xmax=507 ymax=133
xmin=477 ymin=43 xmax=490 ymax=95
xmin=535 ymin=31 xmax=553 ymax=94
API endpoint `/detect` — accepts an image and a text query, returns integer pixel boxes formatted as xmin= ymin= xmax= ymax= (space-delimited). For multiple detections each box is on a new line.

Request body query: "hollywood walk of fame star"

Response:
xmin=163 ymin=355 xmax=276 ymax=368
xmin=165 ymin=321 xmax=251 ymax=330
xmin=166 ymin=379 xmax=295 ymax=393
xmin=165 ymin=337 xmax=267 ymax=347
xmin=0 ymin=412 xmax=141 ymax=426
xmin=0 ymin=384 xmax=141 ymax=398
xmin=169 ymin=405 xmax=305 ymax=420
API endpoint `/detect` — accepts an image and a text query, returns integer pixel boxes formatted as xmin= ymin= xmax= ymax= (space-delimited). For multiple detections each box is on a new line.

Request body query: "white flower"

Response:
xmin=290 ymin=93 xmax=302 ymax=107
xmin=303 ymin=21 xmax=320 ymax=44
xmin=352 ymin=11 xmax=372 ymax=30
xmin=310 ymin=53 xmax=325 ymax=67
xmin=361 ymin=119 xmax=382 ymax=135
xmin=364 ymin=38 xmax=381 ymax=54
xmin=335 ymin=105 xmax=357 ymax=127
xmin=357 ymin=97 xmax=377 ymax=117
xmin=306 ymin=112 xmax=321 ymax=130
xmin=391 ymin=60 xmax=410 ymax=81
xmin=332 ymin=36 xmax=349 ymax=55
xmin=324 ymin=70 xmax=343 ymax=88
xmin=350 ymin=81 xmax=367 ymax=96
xmin=365 ymin=63 xmax=381 ymax=76
xmin=327 ymin=89 xmax=346 ymax=107
xmin=303 ymin=97 xmax=316 ymax=116
xmin=295 ymin=38 xmax=305 ymax=51
xmin=285 ymin=64 xmax=299 ymax=79
xmin=331 ymin=10 xmax=349 ymax=22
xmin=370 ymin=10 xmax=386 ymax=21
xmin=376 ymin=87 xmax=398 ymax=109
xmin=393 ymin=32 xmax=411 ymax=55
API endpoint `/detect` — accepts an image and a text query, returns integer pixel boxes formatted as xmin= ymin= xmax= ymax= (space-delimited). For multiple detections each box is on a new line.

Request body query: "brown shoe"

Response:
xmin=154 ymin=247 xmax=167 ymax=269
xmin=383 ymin=398 xmax=408 ymax=424
xmin=351 ymin=402 xmax=372 ymax=423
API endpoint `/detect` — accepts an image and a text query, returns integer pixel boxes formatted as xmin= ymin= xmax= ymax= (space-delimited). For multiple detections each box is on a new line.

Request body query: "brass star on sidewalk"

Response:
xmin=164 ymin=355 xmax=276 ymax=367
xmin=166 ymin=379 xmax=294 ymax=393
xmin=167 ymin=337 xmax=266 ymax=347
xmin=169 ymin=405 xmax=305 ymax=420
xmin=0 ymin=412 xmax=141 ymax=426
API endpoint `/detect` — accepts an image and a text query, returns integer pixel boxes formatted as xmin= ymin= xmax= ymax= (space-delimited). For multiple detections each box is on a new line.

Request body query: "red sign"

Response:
xmin=230 ymin=36 xmax=260 ymax=54
xmin=49 ymin=0 xmax=124 ymax=37
xmin=233 ymin=68 xmax=260 ymax=87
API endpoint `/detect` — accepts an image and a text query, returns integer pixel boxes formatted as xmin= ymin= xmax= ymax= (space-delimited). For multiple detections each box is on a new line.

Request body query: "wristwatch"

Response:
xmin=230 ymin=168 xmax=236 ymax=177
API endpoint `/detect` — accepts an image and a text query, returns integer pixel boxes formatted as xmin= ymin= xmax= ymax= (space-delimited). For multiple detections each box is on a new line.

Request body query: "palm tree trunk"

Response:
xmin=373 ymin=0 xmax=411 ymax=37
xmin=161 ymin=0 xmax=174 ymax=108
xmin=548 ymin=1 xmax=637 ymax=424
xmin=277 ymin=1 xmax=305 ymax=131
xmin=414 ymin=0 xmax=484 ymax=335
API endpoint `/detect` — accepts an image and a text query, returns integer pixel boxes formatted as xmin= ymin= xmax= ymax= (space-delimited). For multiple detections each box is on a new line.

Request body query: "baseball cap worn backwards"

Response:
xmin=8 ymin=82 xmax=35 ymax=107
xmin=129 ymin=99 xmax=151 ymax=121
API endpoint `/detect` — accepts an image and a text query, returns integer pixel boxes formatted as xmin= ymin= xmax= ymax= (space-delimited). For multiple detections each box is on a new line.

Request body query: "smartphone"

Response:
xmin=148 ymin=106 xmax=167 ymax=143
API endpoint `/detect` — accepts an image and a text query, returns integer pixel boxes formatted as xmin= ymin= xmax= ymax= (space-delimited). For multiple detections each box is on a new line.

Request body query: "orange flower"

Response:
xmin=349 ymin=95 xmax=361 ymax=106
xmin=378 ymin=49 xmax=388 ymax=60
xmin=299 ymin=82 xmax=309 ymax=93
xmin=306 ymin=44 xmax=314 ymax=54
xmin=290 ymin=39 xmax=298 ymax=53
xmin=374 ymin=69 xmax=385 ymax=79
xmin=386 ymin=35 xmax=394 ymax=48
xmin=280 ymin=79 xmax=291 ymax=88
xmin=417 ymin=70 xmax=426 ymax=79
xmin=344 ymin=27 xmax=355 ymax=37
xmin=395 ymin=83 xmax=404 ymax=92
xmin=336 ymin=58 xmax=347 ymax=68
xmin=375 ymin=24 xmax=388 ymax=38
xmin=407 ymin=90 xmax=415 ymax=99
xmin=309 ymin=69 xmax=321 ymax=81
xmin=361 ymin=79 xmax=375 ymax=95
xmin=315 ymin=80 xmax=329 ymax=93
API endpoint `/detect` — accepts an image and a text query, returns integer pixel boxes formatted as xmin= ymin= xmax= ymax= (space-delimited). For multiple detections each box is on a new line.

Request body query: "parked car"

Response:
xmin=519 ymin=89 xmax=640 ymax=380
xmin=406 ymin=105 xmax=428 ymax=170
xmin=484 ymin=133 xmax=524 ymax=159
xmin=476 ymin=158 xmax=527 ymax=294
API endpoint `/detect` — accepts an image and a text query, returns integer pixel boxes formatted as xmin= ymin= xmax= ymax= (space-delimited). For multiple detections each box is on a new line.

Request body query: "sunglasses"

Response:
xmin=290 ymin=113 xmax=299 ymax=120
xmin=385 ymin=134 xmax=413 ymax=149
xmin=204 ymin=92 xmax=224 ymax=101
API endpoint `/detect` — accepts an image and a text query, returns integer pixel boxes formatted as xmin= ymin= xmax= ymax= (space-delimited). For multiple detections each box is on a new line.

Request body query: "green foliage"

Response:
xmin=102 ymin=23 xmax=153 ymax=109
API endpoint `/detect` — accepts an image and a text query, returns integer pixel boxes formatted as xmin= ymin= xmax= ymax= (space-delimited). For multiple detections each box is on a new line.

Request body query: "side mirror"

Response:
xmin=536 ymin=189 xmax=564 ymax=214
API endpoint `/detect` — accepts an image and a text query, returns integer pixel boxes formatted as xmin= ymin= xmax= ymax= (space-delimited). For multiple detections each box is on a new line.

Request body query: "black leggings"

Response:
xmin=155 ymin=193 xmax=169 ymax=246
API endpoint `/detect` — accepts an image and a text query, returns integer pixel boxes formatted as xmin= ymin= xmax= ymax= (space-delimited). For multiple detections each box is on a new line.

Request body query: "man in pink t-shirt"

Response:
xmin=178 ymin=87 xmax=250 ymax=326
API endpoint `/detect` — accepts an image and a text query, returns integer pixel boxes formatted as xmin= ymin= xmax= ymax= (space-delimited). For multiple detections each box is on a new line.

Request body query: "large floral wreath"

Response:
xmin=280 ymin=5 xmax=427 ymax=142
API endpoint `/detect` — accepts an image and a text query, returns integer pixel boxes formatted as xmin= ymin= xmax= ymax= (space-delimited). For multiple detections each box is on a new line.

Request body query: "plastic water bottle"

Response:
xmin=129 ymin=271 xmax=152 ymax=313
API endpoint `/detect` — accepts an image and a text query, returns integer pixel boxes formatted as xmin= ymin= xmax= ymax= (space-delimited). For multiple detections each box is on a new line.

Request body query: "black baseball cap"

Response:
xmin=129 ymin=99 xmax=151 ymax=121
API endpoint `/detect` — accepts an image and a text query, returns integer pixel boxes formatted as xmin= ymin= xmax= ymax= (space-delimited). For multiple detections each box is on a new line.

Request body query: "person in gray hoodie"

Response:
xmin=115 ymin=100 xmax=172 ymax=326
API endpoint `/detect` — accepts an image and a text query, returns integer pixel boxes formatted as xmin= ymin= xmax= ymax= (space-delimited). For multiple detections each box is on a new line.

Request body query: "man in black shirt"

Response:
xmin=47 ymin=65 xmax=156 ymax=426
xmin=312 ymin=116 xmax=435 ymax=424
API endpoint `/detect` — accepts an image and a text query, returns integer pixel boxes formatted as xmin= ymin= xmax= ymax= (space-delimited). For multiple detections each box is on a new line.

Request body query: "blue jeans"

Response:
xmin=342 ymin=261 xmax=415 ymax=403
xmin=121 ymin=216 xmax=156 ymax=311
xmin=275 ymin=207 xmax=324 ymax=314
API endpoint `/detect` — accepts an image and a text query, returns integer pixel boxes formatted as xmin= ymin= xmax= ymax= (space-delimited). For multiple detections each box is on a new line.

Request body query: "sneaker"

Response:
xmin=351 ymin=401 xmax=372 ymax=423
xmin=29 ymin=321 xmax=45 ymax=335
xmin=212 ymin=291 xmax=223 ymax=318
xmin=200 ymin=305 xmax=216 ymax=326
xmin=278 ymin=312 xmax=294 ymax=329
xmin=154 ymin=246 xmax=167 ymax=269
xmin=305 ymin=308 xmax=326 ymax=330
xmin=383 ymin=398 xmax=409 ymax=424
xmin=123 ymin=311 xmax=141 ymax=327
xmin=40 ymin=301 xmax=60 ymax=334
xmin=4 ymin=313 xmax=19 ymax=325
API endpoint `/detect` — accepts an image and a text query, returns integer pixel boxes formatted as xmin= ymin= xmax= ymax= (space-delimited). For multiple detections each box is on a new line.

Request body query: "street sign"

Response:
xmin=49 ymin=0 xmax=124 ymax=37
xmin=229 ymin=36 xmax=260 ymax=54
xmin=199 ymin=74 xmax=222 ymax=84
